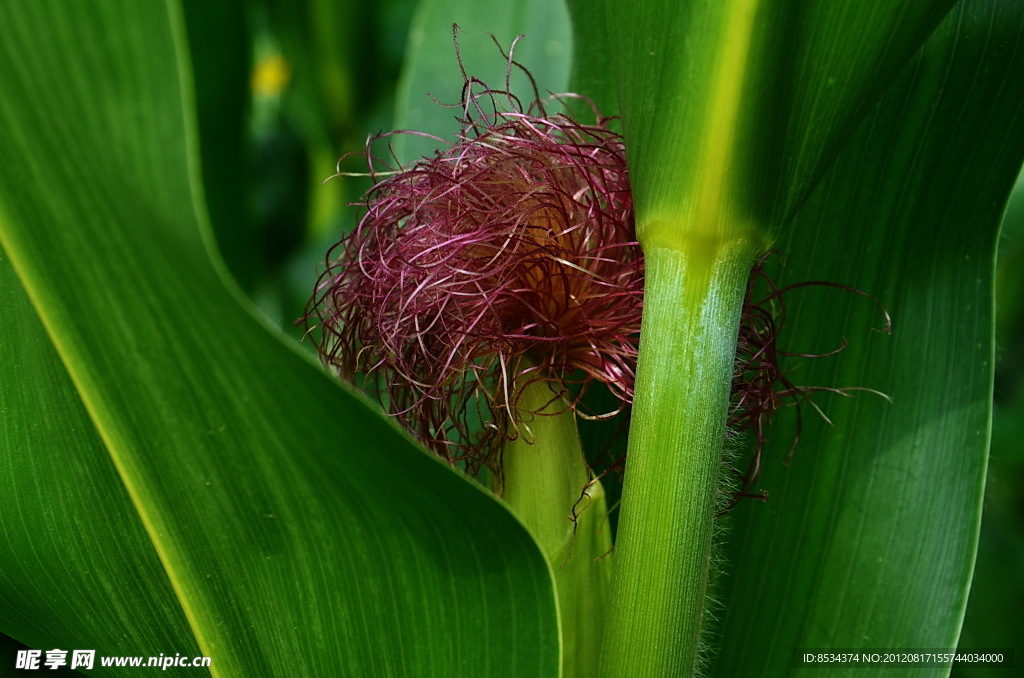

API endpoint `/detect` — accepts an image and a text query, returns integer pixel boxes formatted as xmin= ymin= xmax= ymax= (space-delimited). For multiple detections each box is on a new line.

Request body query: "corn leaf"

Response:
xmin=715 ymin=0 xmax=1024 ymax=673
xmin=0 ymin=1 xmax=558 ymax=675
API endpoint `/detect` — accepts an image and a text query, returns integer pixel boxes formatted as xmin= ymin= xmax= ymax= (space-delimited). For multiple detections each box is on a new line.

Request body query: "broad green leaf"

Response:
xmin=714 ymin=0 xmax=1024 ymax=675
xmin=959 ymin=176 xmax=1024 ymax=666
xmin=391 ymin=0 xmax=572 ymax=163
xmin=0 ymin=1 xmax=558 ymax=675
xmin=0 ymin=252 xmax=203 ymax=676
xmin=598 ymin=0 xmax=956 ymax=247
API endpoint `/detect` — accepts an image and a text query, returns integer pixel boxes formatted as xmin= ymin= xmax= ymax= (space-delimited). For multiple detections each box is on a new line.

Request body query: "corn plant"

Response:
xmin=1 ymin=0 xmax=1021 ymax=676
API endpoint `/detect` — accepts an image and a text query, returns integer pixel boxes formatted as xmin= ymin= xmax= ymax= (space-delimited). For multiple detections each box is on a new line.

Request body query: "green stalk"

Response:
xmin=600 ymin=242 xmax=755 ymax=677
xmin=501 ymin=378 xmax=613 ymax=678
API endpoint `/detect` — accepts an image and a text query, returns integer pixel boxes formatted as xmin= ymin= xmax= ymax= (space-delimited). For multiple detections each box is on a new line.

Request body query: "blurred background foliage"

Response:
xmin=3 ymin=0 xmax=1019 ymax=670
xmin=183 ymin=0 xmax=418 ymax=336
